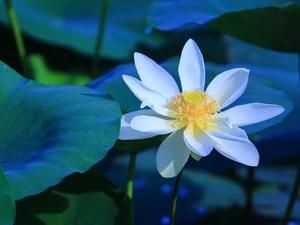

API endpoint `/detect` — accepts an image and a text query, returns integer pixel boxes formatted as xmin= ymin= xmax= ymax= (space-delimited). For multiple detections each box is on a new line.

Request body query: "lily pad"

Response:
xmin=0 ymin=61 xmax=121 ymax=200
xmin=147 ymin=0 xmax=300 ymax=52
xmin=0 ymin=167 xmax=15 ymax=225
xmin=0 ymin=0 xmax=164 ymax=60
xmin=237 ymin=166 xmax=300 ymax=219
xmin=15 ymin=171 xmax=134 ymax=225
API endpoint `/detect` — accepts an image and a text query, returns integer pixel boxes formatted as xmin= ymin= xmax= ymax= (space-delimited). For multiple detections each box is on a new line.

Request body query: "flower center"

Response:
xmin=166 ymin=91 xmax=220 ymax=129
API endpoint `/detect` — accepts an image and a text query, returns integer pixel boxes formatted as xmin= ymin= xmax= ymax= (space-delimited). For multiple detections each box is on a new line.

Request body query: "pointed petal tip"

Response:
xmin=122 ymin=74 xmax=130 ymax=81
xmin=234 ymin=67 xmax=250 ymax=74
xmin=133 ymin=52 xmax=141 ymax=58
xmin=184 ymin=38 xmax=200 ymax=52
xmin=134 ymin=52 xmax=147 ymax=62
xmin=277 ymin=105 xmax=285 ymax=113
xmin=186 ymin=38 xmax=196 ymax=44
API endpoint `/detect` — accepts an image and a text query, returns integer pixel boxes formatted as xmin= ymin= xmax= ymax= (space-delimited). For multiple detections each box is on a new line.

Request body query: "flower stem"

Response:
xmin=170 ymin=169 xmax=184 ymax=225
xmin=91 ymin=0 xmax=110 ymax=77
xmin=126 ymin=152 xmax=137 ymax=199
xmin=241 ymin=167 xmax=254 ymax=225
xmin=280 ymin=167 xmax=300 ymax=225
xmin=4 ymin=0 xmax=29 ymax=78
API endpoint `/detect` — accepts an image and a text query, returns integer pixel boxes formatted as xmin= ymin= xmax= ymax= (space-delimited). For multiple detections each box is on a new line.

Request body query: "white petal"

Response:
xmin=134 ymin=52 xmax=179 ymax=99
xmin=205 ymin=126 xmax=259 ymax=166
xmin=183 ymin=123 xmax=213 ymax=157
xmin=178 ymin=39 xmax=205 ymax=92
xmin=123 ymin=75 xmax=166 ymax=105
xmin=218 ymin=103 xmax=285 ymax=126
xmin=206 ymin=68 xmax=249 ymax=109
xmin=131 ymin=115 xmax=177 ymax=135
xmin=156 ymin=129 xmax=190 ymax=178
xmin=141 ymin=98 xmax=175 ymax=117
xmin=119 ymin=110 xmax=158 ymax=140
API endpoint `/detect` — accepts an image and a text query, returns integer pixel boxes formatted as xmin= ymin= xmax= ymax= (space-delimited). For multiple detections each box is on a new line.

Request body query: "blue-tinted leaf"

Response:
xmin=15 ymin=172 xmax=133 ymax=225
xmin=147 ymin=0 xmax=296 ymax=31
xmin=254 ymin=185 xmax=300 ymax=220
xmin=0 ymin=0 xmax=164 ymax=60
xmin=147 ymin=0 xmax=300 ymax=52
xmin=206 ymin=2 xmax=300 ymax=52
xmin=0 ymin=61 xmax=121 ymax=200
xmin=87 ymin=58 xmax=293 ymax=136
xmin=225 ymin=36 xmax=299 ymax=71
xmin=0 ymin=167 xmax=15 ymax=225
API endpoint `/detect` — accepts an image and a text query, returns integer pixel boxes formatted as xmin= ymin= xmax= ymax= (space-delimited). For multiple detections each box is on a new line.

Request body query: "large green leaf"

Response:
xmin=0 ymin=167 xmax=15 ymax=225
xmin=207 ymin=2 xmax=300 ymax=52
xmin=15 ymin=171 xmax=134 ymax=225
xmin=0 ymin=61 xmax=121 ymax=200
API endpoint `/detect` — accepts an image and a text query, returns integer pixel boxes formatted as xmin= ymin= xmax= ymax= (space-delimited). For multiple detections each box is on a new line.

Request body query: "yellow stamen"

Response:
xmin=166 ymin=90 xmax=220 ymax=129
xmin=183 ymin=92 xmax=204 ymax=105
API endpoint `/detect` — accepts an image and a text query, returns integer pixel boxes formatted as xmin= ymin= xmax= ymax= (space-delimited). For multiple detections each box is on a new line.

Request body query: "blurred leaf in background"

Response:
xmin=237 ymin=166 xmax=300 ymax=220
xmin=147 ymin=0 xmax=300 ymax=52
xmin=29 ymin=54 xmax=91 ymax=85
xmin=0 ymin=0 xmax=165 ymax=61
xmin=0 ymin=61 xmax=121 ymax=200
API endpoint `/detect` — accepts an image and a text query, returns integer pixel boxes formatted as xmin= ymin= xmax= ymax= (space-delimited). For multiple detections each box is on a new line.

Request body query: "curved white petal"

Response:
xmin=156 ymin=129 xmax=190 ymax=178
xmin=134 ymin=52 xmax=179 ymax=98
xmin=119 ymin=110 xmax=158 ymax=140
xmin=183 ymin=123 xmax=213 ymax=157
xmin=131 ymin=115 xmax=177 ymax=135
xmin=218 ymin=103 xmax=285 ymax=126
xmin=141 ymin=98 xmax=175 ymax=117
xmin=123 ymin=75 xmax=166 ymax=105
xmin=205 ymin=126 xmax=259 ymax=166
xmin=179 ymin=39 xmax=205 ymax=92
xmin=206 ymin=68 xmax=249 ymax=109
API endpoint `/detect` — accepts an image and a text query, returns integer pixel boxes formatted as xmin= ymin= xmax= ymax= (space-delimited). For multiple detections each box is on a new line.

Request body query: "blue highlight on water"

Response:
xmin=288 ymin=221 xmax=299 ymax=225
xmin=178 ymin=187 xmax=189 ymax=197
xmin=160 ymin=216 xmax=170 ymax=224
xmin=197 ymin=207 xmax=207 ymax=216
xmin=161 ymin=184 xmax=172 ymax=194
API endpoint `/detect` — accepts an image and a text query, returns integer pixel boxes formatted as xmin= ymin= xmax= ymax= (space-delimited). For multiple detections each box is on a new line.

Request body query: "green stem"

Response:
xmin=126 ymin=152 xmax=137 ymax=199
xmin=170 ymin=169 xmax=184 ymax=225
xmin=4 ymin=0 xmax=29 ymax=78
xmin=241 ymin=167 xmax=254 ymax=225
xmin=91 ymin=0 xmax=110 ymax=77
xmin=280 ymin=167 xmax=300 ymax=225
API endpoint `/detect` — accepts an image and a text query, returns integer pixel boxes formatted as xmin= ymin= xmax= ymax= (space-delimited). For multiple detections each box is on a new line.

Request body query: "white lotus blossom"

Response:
xmin=119 ymin=39 xmax=285 ymax=178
